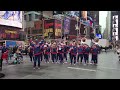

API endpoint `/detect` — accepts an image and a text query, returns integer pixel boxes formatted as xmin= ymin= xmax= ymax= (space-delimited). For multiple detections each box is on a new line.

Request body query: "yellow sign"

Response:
xmin=5 ymin=30 xmax=17 ymax=34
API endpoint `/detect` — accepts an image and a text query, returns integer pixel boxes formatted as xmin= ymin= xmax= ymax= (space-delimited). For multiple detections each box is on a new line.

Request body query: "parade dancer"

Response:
xmin=83 ymin=44 xmax=90 ymax=65
xmin=63 ymin=43 xmax=69 ymax=63
xmin=77 ymin=44 xmax=84 ymax=64
xmin=71 ymin=42 xmax=77 ymax=65
xmin=33 ymin=40 xmax=41 ymax=69
xmin=91 ymin=38 xmax=100 ymax=65
xmin=58 ymin=44 xmax=64 ymax=64
xmin=44 ymin=44 xmax=50 ymax=63
xmin=69 ymin=42 xmax=73 ymax=64
xmin=51 ymin=43 xmax=57 ymax=63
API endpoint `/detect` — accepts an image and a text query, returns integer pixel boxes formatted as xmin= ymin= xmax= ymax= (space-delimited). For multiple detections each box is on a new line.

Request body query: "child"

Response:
xmin=90 ymin=38 xmax=100 ymax=65
xmin=51 ymin=43 xmax=57 ymax=63
xmin=77 ymin=44 xmax=84 ymax=64
xmin=83 ymin=44 xmax=90 ymax=65
xmin=91 ymin=44 xmax=99 ymax=65
xmin=71 ymin=42 xmax=77 ymax=65
xmin=57 ymin=44 xmax=64 ymax=64
xmin=44 ymin=44 xmax=50 ymax=63
xmin=63 ymin=43 xmax=69 ymax=63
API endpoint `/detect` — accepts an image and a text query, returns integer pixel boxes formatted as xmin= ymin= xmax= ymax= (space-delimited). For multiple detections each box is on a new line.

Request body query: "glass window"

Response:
xmin=29 ymin=14 xmax=32 ymax=21
xmin=35 ymin=14 xmax=39 ymax=19
xmin=24 ymin=15 xmax=27 ymax=20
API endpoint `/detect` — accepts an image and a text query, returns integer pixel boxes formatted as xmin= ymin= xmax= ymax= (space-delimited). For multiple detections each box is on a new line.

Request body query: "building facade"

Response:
xmin=24 ymin=11 xmax=54 ymax=40
xmin=0 ymin=11 xmax=25 ymax=47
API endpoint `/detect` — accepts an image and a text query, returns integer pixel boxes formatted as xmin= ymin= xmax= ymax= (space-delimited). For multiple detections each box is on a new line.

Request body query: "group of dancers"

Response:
xmin=28 ymin=38 xmax=100 ymax=69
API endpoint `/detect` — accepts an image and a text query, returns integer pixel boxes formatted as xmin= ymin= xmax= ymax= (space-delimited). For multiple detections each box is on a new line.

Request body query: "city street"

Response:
xmin=1 ymin=51 xmax=120 ymax=79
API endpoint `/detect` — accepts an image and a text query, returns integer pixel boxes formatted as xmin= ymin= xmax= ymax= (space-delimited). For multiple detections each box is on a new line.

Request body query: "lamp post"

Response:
xmin=76 ymin=16 xmax=79 ymax=41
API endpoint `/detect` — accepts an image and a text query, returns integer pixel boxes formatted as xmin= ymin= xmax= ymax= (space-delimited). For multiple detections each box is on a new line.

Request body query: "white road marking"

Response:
xmin=67 ymin=67 xmax=96 ymax=72
xmin=98 ymin=66 xmax=120 ymax=71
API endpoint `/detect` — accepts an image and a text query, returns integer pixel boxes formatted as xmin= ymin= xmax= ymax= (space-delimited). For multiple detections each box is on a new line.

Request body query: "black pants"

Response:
xmin=0 ymin=59 xmax=3 ymax=71
xmin=40 ymin=54 xmax=43 ymax=61
xmin=29 ymin=53 xmax=33 ymax=62
xmin=77 ymin=54 xmax=83 ymax=63
xmin=69 ymin=53 xmax=71 ymax=61
xmin=44 ymin=54 xmax=49 ymax=62
xmin=71 ymin=54 xmax=76 ymax=64
xmin=57 ymin=53 xmax=60 ymax=61
xmin=59 ymin=53 xmax=63 ymax=63
xmin=92 ymin=54 xmax=98 ymax=64
xmin=83 ymin=54 xmax=89 ymax=63
xmin=64 ymin=53 xmax=67 ymax=61
xmin=51 ymin=54 xmax=57 ymax=62
xmin=34 ymin=55 xmax=40 ymax=67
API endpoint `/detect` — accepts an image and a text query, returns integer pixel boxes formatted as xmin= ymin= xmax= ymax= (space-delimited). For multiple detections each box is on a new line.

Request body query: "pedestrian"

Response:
xmin=1 ymin=43 xmax=8 ymax=64
xmin=51 ymin=42 xmax=57 ymax=63
xmin=116 ymin=45 xmax=120 ymax=61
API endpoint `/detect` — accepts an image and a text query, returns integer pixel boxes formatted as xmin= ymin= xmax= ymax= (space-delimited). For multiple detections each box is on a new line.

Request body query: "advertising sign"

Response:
xmin=0 ymin=11 xmax=22 ymax=28
xmin=55 ymin=19 xmax=62 ymax=37
xmin=64 ymin=17 xmax=70 ymax=34
xmin=6 ymin=41 xmax=17 ymax=47
xmin=44 ymin=19 xmax=54 ymax=38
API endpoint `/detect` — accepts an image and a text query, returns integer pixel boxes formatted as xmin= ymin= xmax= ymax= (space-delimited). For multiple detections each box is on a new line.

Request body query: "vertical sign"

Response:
xmin=64 ymin=17 xmax=70 ymax=34
xmin=112 ymin=15 xmax=118 ymax=41
xmin=55 ymin=19 xmax=62 ymax=38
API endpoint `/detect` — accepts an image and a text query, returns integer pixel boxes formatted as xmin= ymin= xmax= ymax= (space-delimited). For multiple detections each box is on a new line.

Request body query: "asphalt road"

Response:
xmin=1 ymin=51 xmax=120 ymax=79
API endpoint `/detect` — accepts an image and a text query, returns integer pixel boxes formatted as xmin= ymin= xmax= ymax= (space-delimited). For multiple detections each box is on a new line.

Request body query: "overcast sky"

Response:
xmin=99 ymin=11 xmax=108 ymax=33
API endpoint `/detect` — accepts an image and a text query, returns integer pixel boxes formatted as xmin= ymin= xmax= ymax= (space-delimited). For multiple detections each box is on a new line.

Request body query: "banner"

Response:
xmin=64 ymin=17 xmax=70 ymax=34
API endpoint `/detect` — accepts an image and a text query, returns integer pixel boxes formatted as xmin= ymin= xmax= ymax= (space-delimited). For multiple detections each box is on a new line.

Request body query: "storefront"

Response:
xmin=0 ymin=25 xmax=25 ymax=46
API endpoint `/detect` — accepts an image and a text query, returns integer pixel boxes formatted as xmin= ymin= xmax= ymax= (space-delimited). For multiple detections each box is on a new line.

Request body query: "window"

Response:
xmin=35 ymin=14 xmax=39 ymax=19
xmin=29 ymin=14 xmax=32 ymax=21
xmin=24 ymin=15 xmax=27 ymax=20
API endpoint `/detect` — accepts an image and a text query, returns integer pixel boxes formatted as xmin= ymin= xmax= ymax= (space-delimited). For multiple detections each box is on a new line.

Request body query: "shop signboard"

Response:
xmin=0 ymin=29 xmax=19 ymax=40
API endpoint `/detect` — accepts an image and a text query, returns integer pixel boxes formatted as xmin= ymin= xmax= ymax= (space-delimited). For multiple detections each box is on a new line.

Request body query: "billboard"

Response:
xmin=64 ymin=17 xmax=70 ymax=34
xmin=0 ymin=11 xmax=22 ymax=28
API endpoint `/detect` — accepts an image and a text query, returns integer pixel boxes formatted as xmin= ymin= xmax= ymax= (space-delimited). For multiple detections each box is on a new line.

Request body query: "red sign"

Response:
xmin=34 ymin=21 xmax=42 ymax=30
